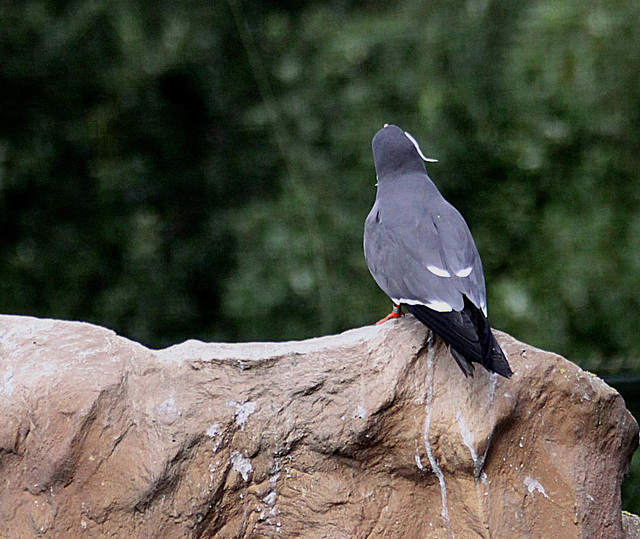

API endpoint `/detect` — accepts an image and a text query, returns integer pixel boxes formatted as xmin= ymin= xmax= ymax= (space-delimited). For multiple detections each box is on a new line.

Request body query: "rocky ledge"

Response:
xmin=0 ymin=314 xmax=637 ymax=538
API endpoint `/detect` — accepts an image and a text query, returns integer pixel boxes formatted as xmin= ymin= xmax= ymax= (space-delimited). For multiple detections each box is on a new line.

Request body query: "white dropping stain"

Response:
xmin=415 ymin=452 xmax=425 ymax=471
xmin=206 ymin=422 xmax=223 ymax=451
xmin=206 ymin=422 xmax=221 ymax=438
xmin=524 ymin=477 xmax=549 ymax=498
xmin=456 ymin=411 xmax=483 ymax=478
xmin=473 ymin=374 xmax=497 ymax=479
xmin=355 ymin=405 xmax=367 ymax=418
xmin=270 ymin=473 xmax=280 ymax=487
xmin=456 ymin=411 xmax=476 ymax=459
xmin=2 ymin=373 xmax=15 ymax=397
xmin=157 ymin=396 xmax=180 ymax=417
xmin=423 ymin=345 xmax=450 ymax=524
xmin=264 ymin=491 xmax=277 ymax=505
xmin=468 ymin=372 xmax=498 ymax=534
xmin=231 ymin=451 xmax=253 ymax=482
xmin=227 ymin=401 xmax=257 ymax=429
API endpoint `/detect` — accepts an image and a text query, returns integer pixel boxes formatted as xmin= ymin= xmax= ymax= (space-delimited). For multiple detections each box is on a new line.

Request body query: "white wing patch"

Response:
xmin=427 ymin=265 xmax=451 ymax=278
xmin=425 ymin=300 xmax=454 ymax=312
xmin=455 ymin=267 xmax=473 ymax=278
xmin=404 ymin=132 xmax=438 ymax=162
xmin=393 ymin=297 xmax=453 ymax=312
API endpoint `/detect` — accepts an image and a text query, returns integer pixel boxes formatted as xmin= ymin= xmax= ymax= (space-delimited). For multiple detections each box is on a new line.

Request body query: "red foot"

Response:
xmin=375 ymin=304 xmax=403 ymax=325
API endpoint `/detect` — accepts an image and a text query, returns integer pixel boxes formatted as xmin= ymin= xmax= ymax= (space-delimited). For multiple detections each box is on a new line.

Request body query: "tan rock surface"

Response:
xmin=624 ymin=512 xmax=640 ymax=539
xmin=0 ymin=314 xmax=637 ymax=538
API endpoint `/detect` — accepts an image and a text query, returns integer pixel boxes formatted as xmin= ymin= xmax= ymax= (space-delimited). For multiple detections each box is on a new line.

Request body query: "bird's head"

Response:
xmin=372 ymin=124 xmax=437 ymax=179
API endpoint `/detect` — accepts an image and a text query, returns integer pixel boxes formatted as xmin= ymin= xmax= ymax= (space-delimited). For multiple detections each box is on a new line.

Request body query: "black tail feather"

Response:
xmin=406 ymin=298 xmax=513 ymax=378
xmin=486 ymin=334 xmax=513 ymax=378
xmin=450 ymin=348 xmax=474 ymax=377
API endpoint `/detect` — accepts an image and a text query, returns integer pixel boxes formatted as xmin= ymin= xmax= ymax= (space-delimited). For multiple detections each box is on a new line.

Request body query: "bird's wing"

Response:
xmin=428 ymin=198 xmax=487 ymax=315
xmin=364 ymin=197 xmax=487 ymax=315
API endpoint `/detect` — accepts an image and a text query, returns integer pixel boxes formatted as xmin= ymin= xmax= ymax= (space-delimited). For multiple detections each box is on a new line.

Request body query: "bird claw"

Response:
xmin=375 ymin=305 xmax=404 ymax=325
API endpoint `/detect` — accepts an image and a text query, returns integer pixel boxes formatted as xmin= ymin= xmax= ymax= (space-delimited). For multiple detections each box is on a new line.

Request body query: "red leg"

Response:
xmin=376 ymin=303 xmax=403 ymax=325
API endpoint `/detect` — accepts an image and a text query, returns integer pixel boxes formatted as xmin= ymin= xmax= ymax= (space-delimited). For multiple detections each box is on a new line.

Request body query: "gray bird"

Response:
xmin=364 ymin=124 xmax=513 ymax=378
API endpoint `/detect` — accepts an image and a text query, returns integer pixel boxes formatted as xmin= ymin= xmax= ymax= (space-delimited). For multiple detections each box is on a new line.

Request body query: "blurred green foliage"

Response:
xmin=1 ymin=0 xmax=638 ymax=512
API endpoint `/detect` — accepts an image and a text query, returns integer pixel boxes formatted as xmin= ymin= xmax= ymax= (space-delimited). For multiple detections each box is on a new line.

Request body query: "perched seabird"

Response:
xmin=364 ymin=124 xmax=513 ymax=378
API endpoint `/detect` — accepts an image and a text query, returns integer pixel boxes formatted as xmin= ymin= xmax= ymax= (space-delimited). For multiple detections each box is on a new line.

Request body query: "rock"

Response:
xmin=624 ymin=512 xmax=640 ymax=539
xmin=0 ymin=314 xmax=637 ymax=538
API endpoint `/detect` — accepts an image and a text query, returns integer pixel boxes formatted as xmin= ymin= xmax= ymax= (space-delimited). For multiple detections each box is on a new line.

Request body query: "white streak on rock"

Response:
xmin=423 ymin=344 xmax=450 ymax=523
xmin=456 ymin=411 xmax=480 ymax=473
xmin=2 ymin=373 xmax=15 ymax=397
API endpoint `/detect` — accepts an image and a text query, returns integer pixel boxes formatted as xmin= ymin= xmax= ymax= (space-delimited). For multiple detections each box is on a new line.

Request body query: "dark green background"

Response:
xmin=1 ymin=0 xmax=638 ymax=513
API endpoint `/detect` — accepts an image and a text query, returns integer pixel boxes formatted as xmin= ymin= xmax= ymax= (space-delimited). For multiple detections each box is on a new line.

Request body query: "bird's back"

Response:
xmin=365 ymin=124 xmax=513 ymax=378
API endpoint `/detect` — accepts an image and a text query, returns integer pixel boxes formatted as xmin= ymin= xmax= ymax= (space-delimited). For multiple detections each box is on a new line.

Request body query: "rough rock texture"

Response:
xmin=624 ymin=512 xmax=640 ymax=539
xmin=0 ymin=314 xmax=637 ymax=538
